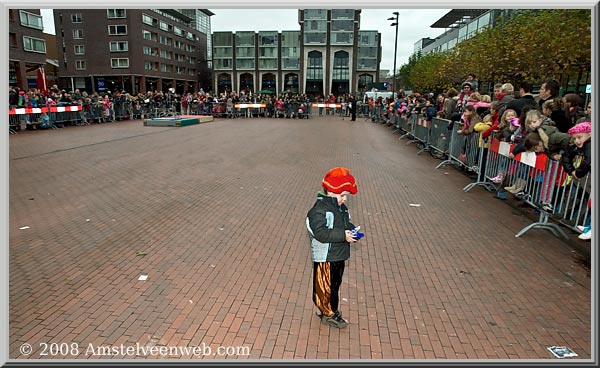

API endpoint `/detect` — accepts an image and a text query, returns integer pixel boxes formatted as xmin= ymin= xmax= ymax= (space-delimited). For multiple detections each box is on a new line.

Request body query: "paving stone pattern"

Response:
xmin=9 ymin=116 xmax=591 ymax=360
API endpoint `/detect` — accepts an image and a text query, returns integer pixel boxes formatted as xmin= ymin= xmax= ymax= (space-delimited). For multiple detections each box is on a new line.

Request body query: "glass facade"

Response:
xmin=331 ymin=10 xmax=354 ymax=45
xmin=304 ymin=11 xmax=326 ymax=45
xmin=357 ymin=31 xmax=378 ymax=71
xmin=332 ymin=51 xmax=349 ymax=80
xmin=306 ymin=51 xmax=323 ymax=80
xmin=213 ymin=32 xmax=233 ymax=70
xmin=425 ymin=10 xmax=496 ymax=54
xmin=258 ymin=31 xmax=278 ymax=69
xmin=235 ymin=31 xmax=255 ymax=70
xmin=281 ymin=31 xmax=300 ymax=70
xmin=179 ymin=10 xmax=212 ymax=65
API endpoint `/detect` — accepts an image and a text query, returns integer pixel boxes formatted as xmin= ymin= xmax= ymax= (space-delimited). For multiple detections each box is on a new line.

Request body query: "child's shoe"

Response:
xmin=578 ymin=229 xmax=592 ymax=240
xmin=321 ymin=311 xmax=348 ymax=328
xmin=490 ymin=172 xmax=505 ymax=184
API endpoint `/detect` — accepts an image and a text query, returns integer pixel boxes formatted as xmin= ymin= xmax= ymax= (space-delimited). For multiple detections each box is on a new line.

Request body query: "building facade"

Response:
xmin=53 ymin=9 xmax=212 ymax=94
xmin=9 ymin=9 xmax=48 ymax=90
xmin=212 ymin=9 xmax=381 ymax=97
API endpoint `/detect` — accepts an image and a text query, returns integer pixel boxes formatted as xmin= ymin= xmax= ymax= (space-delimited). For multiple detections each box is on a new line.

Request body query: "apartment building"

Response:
xmin=9 ymin=9 xmax=48 ymax=90
xmin=53 ymin=9 xmax=212 ymax=94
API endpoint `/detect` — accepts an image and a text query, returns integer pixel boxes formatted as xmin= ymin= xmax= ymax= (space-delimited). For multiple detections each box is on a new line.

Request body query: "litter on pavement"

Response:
xmin=547 ymin=346 xmax=578 ymax=358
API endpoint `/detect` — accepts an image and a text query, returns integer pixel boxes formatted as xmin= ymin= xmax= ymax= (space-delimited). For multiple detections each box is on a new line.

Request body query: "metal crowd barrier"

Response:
xmin=399 ymin=113 xmax=417 ymax=141
xmin=234 ymin=103 xmax=266 ymax=118
xmin=370 ymin=104 xmax=385 ymax=123
xmin=435 ymin=122 xmax=479 ymax=172
xmin=382 ymin=111 xmax=592 ymax=241
xmin=412 ymin=115 xmax=430 ymax=154
xmin=9 ymin=106 xmax=83 ymax=131
xmin=428 ymin=117 xmax=451 ymax=157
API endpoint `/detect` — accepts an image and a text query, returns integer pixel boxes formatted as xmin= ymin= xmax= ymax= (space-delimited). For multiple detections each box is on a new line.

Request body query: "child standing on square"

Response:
xmin=306 ymin=167 xmax=359 ymax=328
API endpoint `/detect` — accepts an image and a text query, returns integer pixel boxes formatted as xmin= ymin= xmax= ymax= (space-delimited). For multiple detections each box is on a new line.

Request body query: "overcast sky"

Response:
xmin=41 ymin=8 xmax=451 ymax=73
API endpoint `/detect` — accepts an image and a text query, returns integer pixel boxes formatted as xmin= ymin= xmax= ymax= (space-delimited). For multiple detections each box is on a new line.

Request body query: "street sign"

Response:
xmin=585 ymin=84 xmax=591 ymax=93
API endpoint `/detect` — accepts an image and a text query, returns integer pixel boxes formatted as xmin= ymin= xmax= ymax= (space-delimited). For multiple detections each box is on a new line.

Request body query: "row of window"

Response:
xmin=142 ymin=13 xmax=196 ymax=41
xmin=71 ymin=25 xmax=127 ymax=39
xmin=74 ymin=58 xmax=129 ymax=70
xmin=426 ymin=12 xmax=491 ymax=54
xmin=73 ymin=58 xmax=196 ymax=75
xmin=144 ymin=61 xmax=196 ymax=75
xmin=304 ymin=9 xmax=355 ymax=20
xmin=304 ymin=32 xmax=354 ymax=45
xmin=70 ymin=9 xmax=126 ymax=23
xmin=212 ymin=56 xmax=374 ymax=71
xmin=214 ymin=45 xmax=334 ymax=59
xmin=213 ymin=56 xmax=302 ymax=70
xmin=142 ymin=46 xmax=196 ymax=64
xmin=142 ymin=30 xmax=196 ymax=53
xmin=214 ymin=32 xmax=303 ymax=48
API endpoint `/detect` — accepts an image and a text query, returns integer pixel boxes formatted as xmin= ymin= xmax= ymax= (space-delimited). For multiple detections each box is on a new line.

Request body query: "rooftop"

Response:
xmin=430 ymin=9 xmax=488 ymax=28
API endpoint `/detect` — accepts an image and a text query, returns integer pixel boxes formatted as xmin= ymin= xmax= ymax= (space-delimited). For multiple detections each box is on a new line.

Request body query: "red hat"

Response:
xmin=322 ymin=167 xmax=358 ymax=195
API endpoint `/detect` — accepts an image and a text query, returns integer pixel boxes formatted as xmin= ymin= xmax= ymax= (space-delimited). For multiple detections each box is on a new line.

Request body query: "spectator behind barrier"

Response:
xmin=465 ymin=73 xmax=479 ymax=92
xmin=495 ymin=83 xmax=515 ymax=117
xmin=542 ymin=98 xmax=570 ymax=133
xmin=577 ymin=100 xmax=592 ymax=124
xmin=457 ymin=82 xmax=473 ymax=109
xmin=524 ymin=109 xmax=571 ymax=160
xmin=562 ymin=122 xmax=592 ymax=179
xmin=537 ymin=78 xmax=560 ymax=112
xmin=492 ymin=108 xmax=518 ymax=141
xmin=563 ymin=93 xmax=585 ymax=127
xmin=506 ymin=81 xmax=537 ymax=116
xmin=562 ymin=121 xmax=592 ymax=240
xmin=456 ymin=105 xmax=480 ymax=135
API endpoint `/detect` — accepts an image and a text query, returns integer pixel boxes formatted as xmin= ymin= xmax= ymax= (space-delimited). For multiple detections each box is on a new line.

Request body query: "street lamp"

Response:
xmin=388 ymin=11 xmax=399 ymax=97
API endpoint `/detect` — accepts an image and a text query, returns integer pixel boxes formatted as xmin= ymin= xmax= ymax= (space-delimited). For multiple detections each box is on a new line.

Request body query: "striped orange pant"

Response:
xmin=312 ymin=260 xmax=345 ymax=317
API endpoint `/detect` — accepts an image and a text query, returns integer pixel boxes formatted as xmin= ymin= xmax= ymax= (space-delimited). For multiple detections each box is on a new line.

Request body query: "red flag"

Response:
xmin=37 ymin=65 xmax=48 ymax=92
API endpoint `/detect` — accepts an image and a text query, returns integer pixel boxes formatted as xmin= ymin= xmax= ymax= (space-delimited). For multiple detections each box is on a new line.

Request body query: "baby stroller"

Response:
xmin=212 ymin=102 xmax=226 ymax=118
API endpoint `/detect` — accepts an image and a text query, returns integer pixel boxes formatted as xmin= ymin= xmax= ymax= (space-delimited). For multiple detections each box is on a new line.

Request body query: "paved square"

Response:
xmin=9 ymin=116 xmax=591 ymax=360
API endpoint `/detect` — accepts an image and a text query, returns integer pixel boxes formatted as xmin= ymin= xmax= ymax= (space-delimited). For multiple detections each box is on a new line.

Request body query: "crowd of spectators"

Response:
xmin=364 ymin=75 xmax=592 ymax=241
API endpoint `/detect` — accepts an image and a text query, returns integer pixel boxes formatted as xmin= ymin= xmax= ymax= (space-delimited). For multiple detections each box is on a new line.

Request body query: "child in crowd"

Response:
xmin=38 ymin=111 xmax=52 ymax=129
xmin=456 ymin=105 xmax=481 ymax=135
xmin=521 ymin=110 xmax=571 ymax=210
xmin=306 ymin=167 xmax=359 ymax=329
xmin=562 ymin=122 xmax=592 ymax=240
xmin=494 ymin=117 xmax=523 ymax=199
xmin=524 ymin=110 xmax=571 ymax=160
xmin=496 ymin=109 xmax=518 ymax=135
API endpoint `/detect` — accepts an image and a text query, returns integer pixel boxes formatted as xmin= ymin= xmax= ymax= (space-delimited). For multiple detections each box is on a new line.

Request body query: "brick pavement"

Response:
xmin=8 ymin=116 xmax=591 ymax=361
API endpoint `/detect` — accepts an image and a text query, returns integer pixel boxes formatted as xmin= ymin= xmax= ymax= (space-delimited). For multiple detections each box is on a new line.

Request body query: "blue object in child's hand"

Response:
xmin=350 ymin=226 xmax=365 ymax=240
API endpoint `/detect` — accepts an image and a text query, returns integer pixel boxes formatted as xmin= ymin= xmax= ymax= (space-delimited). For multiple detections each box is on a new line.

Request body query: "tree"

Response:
xmin=398 ymin=9 xmax=591 ymax=93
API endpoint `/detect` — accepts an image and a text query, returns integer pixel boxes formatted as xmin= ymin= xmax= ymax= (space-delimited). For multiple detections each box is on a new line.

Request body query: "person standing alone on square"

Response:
xmin=349 ymin=95 xmax=357 ymax=121
xmin=306 ymin=167 xmax=360 ymax=328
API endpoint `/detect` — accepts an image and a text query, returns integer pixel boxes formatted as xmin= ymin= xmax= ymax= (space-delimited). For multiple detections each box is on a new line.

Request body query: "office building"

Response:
xmin=212 ymin=9 xmax=381 ymax=96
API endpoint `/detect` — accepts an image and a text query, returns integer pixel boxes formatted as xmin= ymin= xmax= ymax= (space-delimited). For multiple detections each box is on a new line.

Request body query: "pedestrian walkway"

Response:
xmin=8 ymin=116 xmax=591 ymax=361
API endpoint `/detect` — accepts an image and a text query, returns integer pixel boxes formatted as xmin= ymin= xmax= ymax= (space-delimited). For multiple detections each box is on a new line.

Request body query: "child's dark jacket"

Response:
xmin=306 ymin=192 xmax=355 ymax=262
